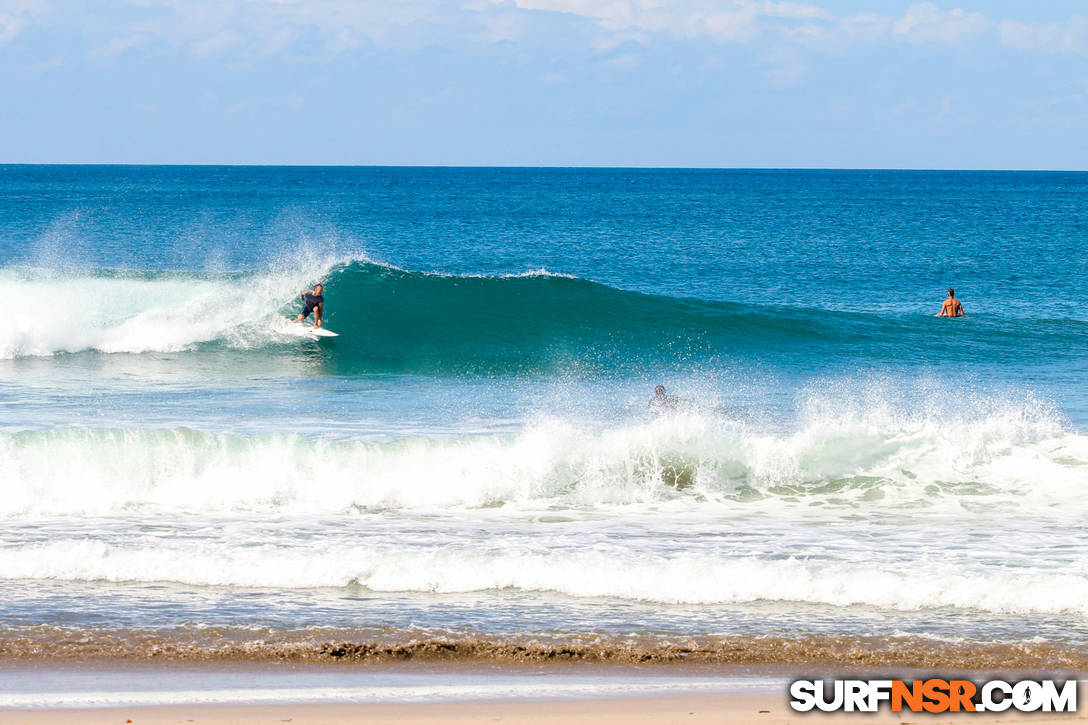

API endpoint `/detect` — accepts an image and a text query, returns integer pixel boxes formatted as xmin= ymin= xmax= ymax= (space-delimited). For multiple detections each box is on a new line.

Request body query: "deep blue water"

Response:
xmin=4 ymin=167 xmax=1088 ymax=314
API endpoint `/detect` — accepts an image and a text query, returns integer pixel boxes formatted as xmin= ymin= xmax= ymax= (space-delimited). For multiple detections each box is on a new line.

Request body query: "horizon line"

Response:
xmin=2 ymin=163 xmax=1087 ymax=172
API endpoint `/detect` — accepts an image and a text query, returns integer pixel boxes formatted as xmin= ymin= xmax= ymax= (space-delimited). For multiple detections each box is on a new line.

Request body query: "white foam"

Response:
xmin=2 ymin=401 xmax=1085 ymax=615
xmin=0 ymin=261 xmax=346 ymax=358
xmin=0 ymin=402 xmax=1084 ymax=517
xmin=1 ymin=536 xmax=1086 ymax=616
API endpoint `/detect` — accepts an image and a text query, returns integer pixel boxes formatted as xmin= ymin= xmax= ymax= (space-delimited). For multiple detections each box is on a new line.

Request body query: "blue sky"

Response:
xmin=1 ymin=0 xmax=1087 ymax=167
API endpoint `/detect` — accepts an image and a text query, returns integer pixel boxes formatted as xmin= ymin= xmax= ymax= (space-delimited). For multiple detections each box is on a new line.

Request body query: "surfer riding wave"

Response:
xmin=294 ymin=283 xmax=325 ymax=328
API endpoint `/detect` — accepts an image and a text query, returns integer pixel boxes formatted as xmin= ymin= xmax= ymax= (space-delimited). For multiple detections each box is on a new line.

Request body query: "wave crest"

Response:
xmin=0 ymin=400 xmax=1082 ymax=517
xmin=8 ymin=260 xmax=1081 ymax=372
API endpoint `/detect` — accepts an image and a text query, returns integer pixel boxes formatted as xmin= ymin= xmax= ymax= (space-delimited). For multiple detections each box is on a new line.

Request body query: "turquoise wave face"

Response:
xmin=290 ymin=261 xmax=1088 ymax=375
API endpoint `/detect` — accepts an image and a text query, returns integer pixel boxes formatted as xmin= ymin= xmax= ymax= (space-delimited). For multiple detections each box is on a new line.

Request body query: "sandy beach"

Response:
xmin=3 ymin=692 xmax=1086 ymax=725
xmin=4 ymin=660 xmax=1081 ymax=724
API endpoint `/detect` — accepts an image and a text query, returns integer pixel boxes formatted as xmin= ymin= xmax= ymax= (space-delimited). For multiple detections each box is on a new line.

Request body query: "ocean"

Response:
xmin=2 ymin=166 xmax=1087 ymax=671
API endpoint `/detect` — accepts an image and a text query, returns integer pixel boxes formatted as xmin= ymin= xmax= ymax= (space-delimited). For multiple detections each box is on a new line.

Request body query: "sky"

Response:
xmin=1 ymin=0 xmax=1087 ymax=168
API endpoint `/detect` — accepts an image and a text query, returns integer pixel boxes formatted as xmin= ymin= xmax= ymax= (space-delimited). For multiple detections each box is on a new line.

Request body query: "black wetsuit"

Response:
xmin=301 ymin=292 xmax=323 ymax=318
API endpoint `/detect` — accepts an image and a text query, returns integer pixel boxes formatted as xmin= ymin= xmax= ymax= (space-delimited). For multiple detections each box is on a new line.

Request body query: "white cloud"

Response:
xmin=84 ymin=0 xmax=470 ymax=60
xmin=189 ymin=29 xmax=244 ymax=58
xmin=0 ymin=12 xmax=23 ymax=44
xmin=1000 ymin=18 xmax=1088 ymax=54
xmin=90 ymin=33 xmax=151 ymax=59
xmin=498 ymin=0 xmax=823 ymax=41
xmin=8 ymin=0 xmax=1088 ymax=69
xmin=891 ymin=2 xmax=988 ymax=46
xmin=0 ymin=0 xmax=48 ymax=12
xmin=835 ymin=13 xmax=891 ymax=42
xmin=783 ymin=3 xmax=994 ymax=58
xmin=0 ymin=0 xmax=46 ymax=46
xmin=759 ymin=1 xmax=830 ymax=22
xmin=483 ymin=0 xmax=1002 ymax=57
xmin=760 ymin=43 xmax=808 ymax=84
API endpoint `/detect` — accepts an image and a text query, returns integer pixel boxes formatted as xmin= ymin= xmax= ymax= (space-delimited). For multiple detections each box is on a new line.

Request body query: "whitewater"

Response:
xmin=2 ymin=166 xmax=1088 ymax=666
xmin=0 ymin=401 xmax=1083 ymax=517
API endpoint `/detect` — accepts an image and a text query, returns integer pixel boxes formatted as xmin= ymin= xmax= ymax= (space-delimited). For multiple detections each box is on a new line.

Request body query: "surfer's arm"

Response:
xmin=314 ymin=304 xmax=323 ymax=328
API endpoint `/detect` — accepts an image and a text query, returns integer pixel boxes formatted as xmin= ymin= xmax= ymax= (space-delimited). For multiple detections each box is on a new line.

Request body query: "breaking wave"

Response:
xmin=3 ymin=260 xmax=1086 ymax=373
xmin=0 ymin=399 xmax=1082 ymax=517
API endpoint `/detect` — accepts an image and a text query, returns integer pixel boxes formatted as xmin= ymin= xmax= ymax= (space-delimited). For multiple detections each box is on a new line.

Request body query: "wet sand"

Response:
xmin=2 ymin=631 xmax=1086 ymax=671
xmin=1 ymin=660 xmax=1082 ymax=724
xmin=2 ymin=693 xmax=1086 ymax=725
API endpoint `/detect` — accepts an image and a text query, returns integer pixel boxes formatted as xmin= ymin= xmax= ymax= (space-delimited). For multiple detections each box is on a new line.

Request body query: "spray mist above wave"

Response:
xmin=1 ymin=395 xmax=1082 ymax=518
xmin=0 ymin=259 xmax=345 ymax=359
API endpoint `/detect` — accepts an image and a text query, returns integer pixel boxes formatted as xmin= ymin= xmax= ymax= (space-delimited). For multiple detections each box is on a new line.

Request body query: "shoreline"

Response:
xmin=1 ymin=632 xmax=1086 ymax=671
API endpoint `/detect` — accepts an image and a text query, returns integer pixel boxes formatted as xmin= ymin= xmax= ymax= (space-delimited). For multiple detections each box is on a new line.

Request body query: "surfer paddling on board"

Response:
xmin=936 ymin=288 xmax=965 ymax=317
xmin=294 ymin=283 xmax=325 ymax=328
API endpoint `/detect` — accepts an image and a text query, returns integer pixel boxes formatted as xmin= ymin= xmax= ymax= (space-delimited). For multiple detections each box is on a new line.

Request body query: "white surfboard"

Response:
xmin=278 ymin=319 xmax=339 ymax=338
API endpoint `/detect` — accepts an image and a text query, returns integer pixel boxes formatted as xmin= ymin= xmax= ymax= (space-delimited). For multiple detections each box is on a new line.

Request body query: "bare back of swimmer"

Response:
xmin=936 ymin=288 xmax=964 ymax=317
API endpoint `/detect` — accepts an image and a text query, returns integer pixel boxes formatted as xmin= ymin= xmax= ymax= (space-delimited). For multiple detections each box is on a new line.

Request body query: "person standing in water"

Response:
xmin=936 ymin=288 xmax=965 ymax=317
xmin=294 ymin=283 xmax=325 ymax=328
